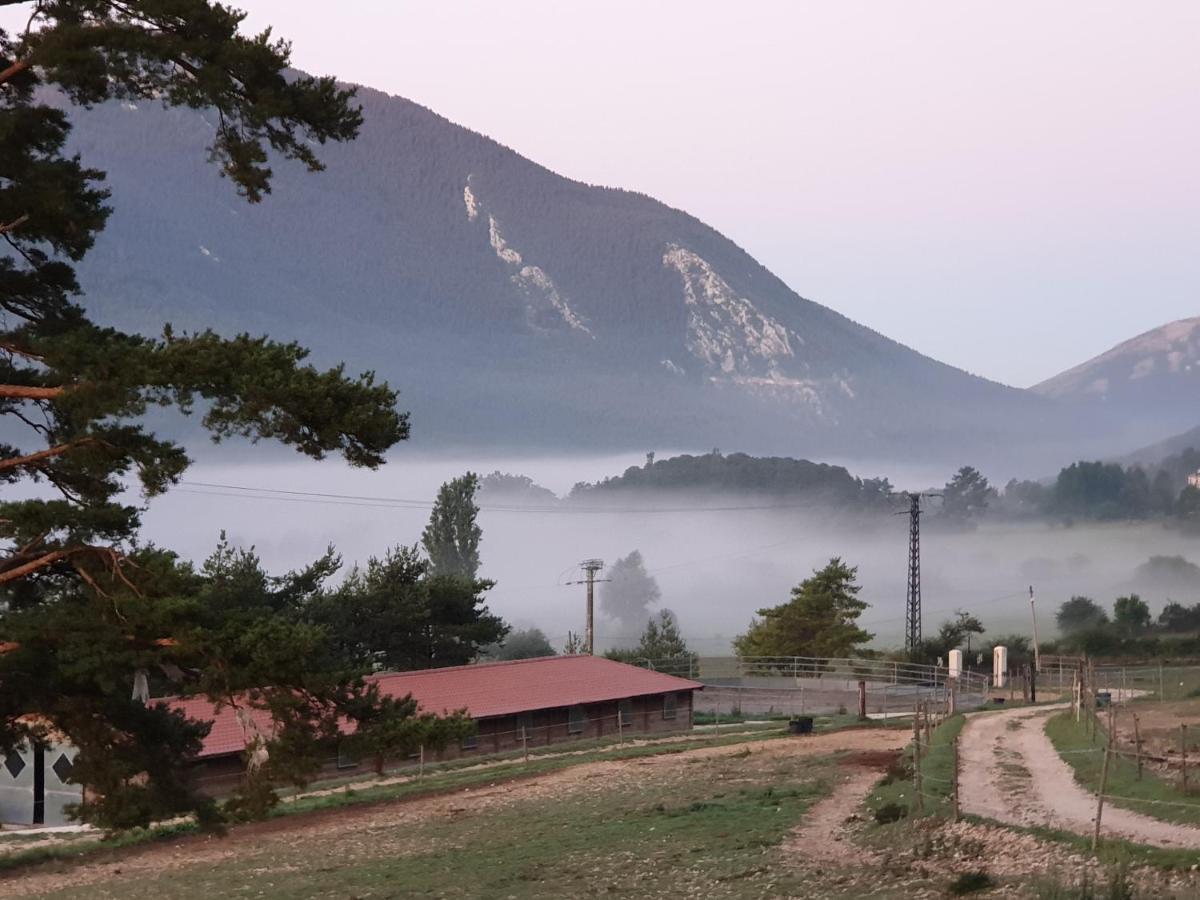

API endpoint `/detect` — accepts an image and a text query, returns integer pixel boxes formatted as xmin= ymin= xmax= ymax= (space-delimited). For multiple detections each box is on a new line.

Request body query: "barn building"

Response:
xmin=184 ymin=655 xmax=702 ymax=794
xmin=1 ymin=656 xmax=701 ymax=825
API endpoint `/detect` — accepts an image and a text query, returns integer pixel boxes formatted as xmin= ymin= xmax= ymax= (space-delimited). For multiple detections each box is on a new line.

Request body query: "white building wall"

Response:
xmin=0 ymin=742 xmax=82 ymax=827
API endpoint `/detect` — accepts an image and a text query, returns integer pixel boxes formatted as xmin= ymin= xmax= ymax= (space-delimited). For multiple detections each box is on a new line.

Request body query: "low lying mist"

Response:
xmin=140 ymin=449 xmax=1200 ymax=656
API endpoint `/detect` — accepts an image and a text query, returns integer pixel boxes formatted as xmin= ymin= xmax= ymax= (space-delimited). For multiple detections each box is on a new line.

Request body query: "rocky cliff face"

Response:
xmin=57 ymin=81 xmax=1091 ymax=463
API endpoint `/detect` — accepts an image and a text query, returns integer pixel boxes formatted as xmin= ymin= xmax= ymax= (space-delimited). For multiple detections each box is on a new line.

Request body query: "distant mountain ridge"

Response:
xmin=1033 ymin=318 xmax=1200 ymax=440
xmin=52 ymin=80 xmax=1127 ymax=465
xmin=1121 ymin=424 xmax=1200 ymax=468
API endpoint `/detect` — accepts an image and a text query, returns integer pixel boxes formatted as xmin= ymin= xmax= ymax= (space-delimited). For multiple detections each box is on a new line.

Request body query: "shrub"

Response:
xmin=873 ymin=802 xmax=907 ymax=824
xmin=949 ymin=871 xmax=995 ymax=895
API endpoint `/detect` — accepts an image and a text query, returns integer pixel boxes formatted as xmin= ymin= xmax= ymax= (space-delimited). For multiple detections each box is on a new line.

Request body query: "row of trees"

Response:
xmin=937 ymin=457 xmax=1200 ymax=527
xmin=486 ymin=451 xmax=1200 ymax=529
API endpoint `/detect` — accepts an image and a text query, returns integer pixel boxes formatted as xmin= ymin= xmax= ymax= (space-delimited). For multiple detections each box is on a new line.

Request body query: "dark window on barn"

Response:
xmin=662 ymin=693 xmax=678 ymax=720
xmin=52 ymin=753 xmax=74 ymax=783
xmin=336 ymin=742 xmax=358 ymax=770
xmin=568 ymin=705 xmax=585 ymax=734
xmin=618 ymin=700 xmax=634 ymax=727
xmin=3 ymin=750 xmax=25 ymax=779
xmin=461 ymin=733 xmax=480 ymax=751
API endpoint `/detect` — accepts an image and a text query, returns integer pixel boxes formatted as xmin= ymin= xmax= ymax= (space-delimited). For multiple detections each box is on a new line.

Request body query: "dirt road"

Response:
xmin=959 ymin=704 xmax=1200 ymax=849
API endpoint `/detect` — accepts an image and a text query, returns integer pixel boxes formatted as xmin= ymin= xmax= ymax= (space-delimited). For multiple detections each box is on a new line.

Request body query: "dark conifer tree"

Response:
xmin=0 ymin=2 xmax=419 ymax=829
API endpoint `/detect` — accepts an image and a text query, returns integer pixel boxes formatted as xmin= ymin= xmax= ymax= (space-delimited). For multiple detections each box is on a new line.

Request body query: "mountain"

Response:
xmin=1120 ymin=424 xmax=1200 ymax=468
xmin=1033 ymin=318 xmax=1200 ymax=442
xmin=58 ymin=83 xmax=1083 ymax=464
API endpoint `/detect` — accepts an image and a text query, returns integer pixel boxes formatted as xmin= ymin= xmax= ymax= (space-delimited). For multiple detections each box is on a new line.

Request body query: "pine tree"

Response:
xmin=0 ymin=3 xmax=414 ymax=830
xmin=734 ymin=558 xmax=872 ymax=658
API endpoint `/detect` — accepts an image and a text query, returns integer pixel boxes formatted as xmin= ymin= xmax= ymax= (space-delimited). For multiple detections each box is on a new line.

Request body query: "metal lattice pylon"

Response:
xmin=905 ymin=494 xmax=922 ymax=653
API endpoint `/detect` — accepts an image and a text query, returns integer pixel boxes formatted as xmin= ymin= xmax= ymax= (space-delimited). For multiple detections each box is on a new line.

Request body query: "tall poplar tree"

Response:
xmin=421 ymin=473 xmax=482 ymax=579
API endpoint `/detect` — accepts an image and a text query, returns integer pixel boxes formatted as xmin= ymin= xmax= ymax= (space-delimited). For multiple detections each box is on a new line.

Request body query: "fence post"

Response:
xmin=1182 ymin=725 xmax=1189 ymax=794
xmin=913 ymin=702 xmax=924 ymax=814
xmin=1093 ymin=741 xmax=1113 ymax=853
xmin=952 ymin=735 xmax=960 ymax=823
xmin=1160 ymin=663 xmax=1166 ymax=705
xmin=419 ymin=744 xmax=425 ymax=779
xmin=1134 ymin=714 xmax=1143 ymax=781
xmin=858 ymin=680 xmax=867 ymax=721
xmin=522 ymin=726 xmax=529 ymax=762
xmin=714 ymin=705 xmax=720 ymax=736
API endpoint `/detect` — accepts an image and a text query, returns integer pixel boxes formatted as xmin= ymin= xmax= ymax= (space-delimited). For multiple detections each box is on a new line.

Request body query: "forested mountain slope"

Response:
xmin=61 ymin=83 xmax=1088 ymax=462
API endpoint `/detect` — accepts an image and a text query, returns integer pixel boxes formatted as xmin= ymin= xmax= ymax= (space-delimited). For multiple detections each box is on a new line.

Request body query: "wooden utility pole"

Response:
xmin=1029 ymin=586 xmax=1041 ymax=675
xmin=569 ymin=559 xmax=608 ymax=655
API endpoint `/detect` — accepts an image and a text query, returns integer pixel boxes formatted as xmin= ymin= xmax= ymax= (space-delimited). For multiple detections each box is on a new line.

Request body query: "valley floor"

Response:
xmin=6 ymin=723 xmax=1200 ymax=899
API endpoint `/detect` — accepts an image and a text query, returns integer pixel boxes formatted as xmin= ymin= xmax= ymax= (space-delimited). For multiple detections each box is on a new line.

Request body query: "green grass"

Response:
xmin=1044 ymin=711 xmax=1200 ymax=828
xmin=866 ymin=713 xmax=965 ymax=822
xmin=14 ymin=739 xmax=843 ymax=899
xmin=0 ymin=725 xmax=807 ymax=877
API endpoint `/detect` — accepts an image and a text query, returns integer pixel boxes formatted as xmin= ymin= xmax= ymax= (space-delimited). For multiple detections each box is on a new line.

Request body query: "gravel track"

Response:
xmin=959 ymin=704 xmax=1200 ymax=849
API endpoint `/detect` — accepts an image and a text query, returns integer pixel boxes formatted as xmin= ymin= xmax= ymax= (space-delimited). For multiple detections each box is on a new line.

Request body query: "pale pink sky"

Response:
xmin=7 ymin=2 xmax=1199 ymax=385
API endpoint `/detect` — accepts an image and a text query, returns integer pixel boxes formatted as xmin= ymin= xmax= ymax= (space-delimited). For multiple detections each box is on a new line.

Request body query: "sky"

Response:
xmin=5 ymin=2 xmax=1199 ymax=386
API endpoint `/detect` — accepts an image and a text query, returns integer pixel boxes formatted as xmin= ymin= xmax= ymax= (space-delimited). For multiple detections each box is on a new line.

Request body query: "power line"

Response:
xmin=176 ymin=481 xmax=860 ymax=515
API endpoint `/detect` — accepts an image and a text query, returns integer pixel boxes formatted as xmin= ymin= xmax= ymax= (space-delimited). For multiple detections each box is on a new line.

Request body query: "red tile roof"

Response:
xmin=166 ymin=655 xmax=701 ymax=759
xmin=166 ymin=696 xmax=276 ymax=759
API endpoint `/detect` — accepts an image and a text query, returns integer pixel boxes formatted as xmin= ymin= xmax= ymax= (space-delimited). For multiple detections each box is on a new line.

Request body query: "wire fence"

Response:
xmin=634 ymin=655 xmax=991 ymax=718
xmin=186 ymin=707 xmax=787 ymax=796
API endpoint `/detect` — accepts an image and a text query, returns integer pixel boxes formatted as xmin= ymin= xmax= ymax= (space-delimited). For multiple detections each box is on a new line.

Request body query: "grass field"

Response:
xmin=11 ymin=737 xmax=846 ymax=899
xmin=1045 ymin=711 xmax=1200 ymax=828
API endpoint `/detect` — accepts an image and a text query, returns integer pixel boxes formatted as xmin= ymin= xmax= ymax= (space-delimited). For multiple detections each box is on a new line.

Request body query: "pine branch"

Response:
xmin=0 ymin=385 xmax=64 ymax=400
xmin=0 ymin=56 xmax=31 ymax=87
xmin=0 ymin=439 xmax=100 ymax=474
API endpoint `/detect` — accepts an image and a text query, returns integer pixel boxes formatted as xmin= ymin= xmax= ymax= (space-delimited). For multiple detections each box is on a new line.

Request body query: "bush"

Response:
xmin=949 ymin=871 xmax=995 ymax=895
xmin=873 ymin=802 xmax=907 ymax=824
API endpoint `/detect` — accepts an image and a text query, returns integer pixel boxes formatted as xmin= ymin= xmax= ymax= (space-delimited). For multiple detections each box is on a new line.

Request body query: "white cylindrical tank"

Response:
xmin=993 ymin=645 xmax=1008 ymax=687
xmin=948 ymin=649 xmax=963 ymax=679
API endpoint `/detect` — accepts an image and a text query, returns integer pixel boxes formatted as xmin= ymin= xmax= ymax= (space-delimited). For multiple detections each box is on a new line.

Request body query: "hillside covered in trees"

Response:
xmin=48 ymin=70 xmax=1148 ymax=467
